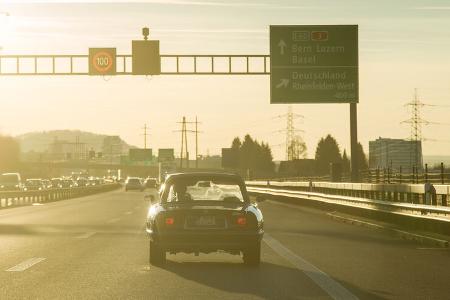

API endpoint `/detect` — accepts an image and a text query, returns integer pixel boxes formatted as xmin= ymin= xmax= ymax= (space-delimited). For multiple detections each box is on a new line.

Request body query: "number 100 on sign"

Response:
xmin=89 ymin=48 xmax=116 ymax=76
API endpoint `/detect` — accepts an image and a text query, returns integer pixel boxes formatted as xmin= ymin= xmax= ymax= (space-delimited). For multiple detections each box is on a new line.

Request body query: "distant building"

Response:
xmin=48 ymin=137 xmax=87 ymax=161
xmin=369 ymin=137 xmax=423 ymax=171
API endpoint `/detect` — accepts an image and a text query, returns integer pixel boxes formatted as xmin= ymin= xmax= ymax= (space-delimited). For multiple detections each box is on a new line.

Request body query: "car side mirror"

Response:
xmin=255 ymin=195 xmax=265 ymax=203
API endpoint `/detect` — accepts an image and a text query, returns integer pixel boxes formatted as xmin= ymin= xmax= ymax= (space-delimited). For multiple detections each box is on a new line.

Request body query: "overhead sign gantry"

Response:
xmin=0 ymin=25 xmax=361 ymax=182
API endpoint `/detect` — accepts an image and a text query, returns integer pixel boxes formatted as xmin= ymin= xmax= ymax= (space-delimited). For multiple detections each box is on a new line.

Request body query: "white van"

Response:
xmin=0 ymin=173 xmax=23 ymax=191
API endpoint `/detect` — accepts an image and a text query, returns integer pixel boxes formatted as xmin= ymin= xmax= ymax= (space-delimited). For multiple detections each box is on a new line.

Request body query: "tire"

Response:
xmin=149 ymin=240 xmax=166 ymax=266
xmin=243 ymin=242 xmax=261 ymax=266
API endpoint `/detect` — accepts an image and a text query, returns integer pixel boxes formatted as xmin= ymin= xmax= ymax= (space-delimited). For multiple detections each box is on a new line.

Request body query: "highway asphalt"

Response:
xmin=0 ymin=189 xmax=449 ymax=299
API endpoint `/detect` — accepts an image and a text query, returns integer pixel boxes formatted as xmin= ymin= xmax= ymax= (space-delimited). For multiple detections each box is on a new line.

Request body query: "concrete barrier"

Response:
xmin=0 ymin=184 xmax=121 ymax=209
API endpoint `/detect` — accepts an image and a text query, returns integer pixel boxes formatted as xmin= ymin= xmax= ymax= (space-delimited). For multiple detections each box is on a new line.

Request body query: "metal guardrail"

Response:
xmin=247 ymin=186 xmax=450 ymax=223
xmin=247 ymin=181 xmax=449 ymax=207
xmin=0 ymin=184 xmax=120 ymax=209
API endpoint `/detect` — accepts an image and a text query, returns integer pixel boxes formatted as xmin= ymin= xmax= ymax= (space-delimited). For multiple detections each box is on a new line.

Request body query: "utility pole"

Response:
xmin=179 ymin=117 xmax=186 ymax=169
xmin=184 ymin=118 xmax=189 ymax=169
xmin=142 ymin=123 xmax=150 ymax=149
xmin=350 ymin=103 xmax=359 ymax=182
xmin=286 ymin=105 xmax=294 ymax=160
xmin=176 ymin=117 xmax=202 ymax=169
xmin=195 ymin=116 xmax=199 ymax=168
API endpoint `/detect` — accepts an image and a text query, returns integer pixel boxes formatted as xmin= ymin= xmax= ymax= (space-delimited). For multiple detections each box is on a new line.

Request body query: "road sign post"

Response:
xmin=270 ymin=25 xmax=360 ymax=182
xmin=270 ymin=25 xmax=358 ymax=104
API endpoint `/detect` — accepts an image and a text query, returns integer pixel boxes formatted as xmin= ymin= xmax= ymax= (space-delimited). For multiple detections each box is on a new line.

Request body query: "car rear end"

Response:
xmin=0 ymin=173 xmax=22 ymax=191
xmin=149 ymin=205 xmax=262 ymax=254
xmin=125 ymin=178 xmax=143 ymax=191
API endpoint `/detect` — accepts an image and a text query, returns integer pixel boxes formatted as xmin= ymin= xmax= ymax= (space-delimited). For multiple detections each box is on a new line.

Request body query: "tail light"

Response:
xmin=236 ymin=216 xmax=247 ymax=226
xmin=165 ymin=217 xmax=175 ymax=226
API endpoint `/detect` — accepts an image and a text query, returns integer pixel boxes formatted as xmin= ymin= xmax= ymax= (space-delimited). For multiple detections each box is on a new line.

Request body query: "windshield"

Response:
xmin=165 ymin=179 xmax=244 ymax=203
xmin=26 ymin=180 xmax=41 ymax=186
xmin=128 ymin=179 xmax=141 ymax=184
xmin=0 ymin=174 xmax=19 ymax=184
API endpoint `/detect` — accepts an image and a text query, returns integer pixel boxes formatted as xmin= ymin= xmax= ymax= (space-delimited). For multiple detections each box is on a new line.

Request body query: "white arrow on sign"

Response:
xmin=276 ymin=79 xmax=289 ymax=88
xmin=278 ymin=40 xmax=287 ymax=55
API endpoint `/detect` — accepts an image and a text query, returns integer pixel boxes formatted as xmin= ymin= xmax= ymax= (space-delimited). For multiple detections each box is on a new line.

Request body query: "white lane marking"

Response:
xmin=416 ymin=247 xmax=449 ymax=250
xmin=124 ymin=211 xmax=133 ymax=215
xmin=107 ymin=218 xmax=121 ymax=224
xmin=32 ymin=203 xmax=44 ymax=206
xmin=76 ymin=232 xmax=97 ymax=239
xmin=6 ymin=258 xmax=46 ymax=272
xmin=263 ymin=234 xmax=358 ymax=300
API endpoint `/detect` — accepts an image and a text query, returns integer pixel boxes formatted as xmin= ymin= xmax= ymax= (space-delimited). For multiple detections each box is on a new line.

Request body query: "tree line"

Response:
xmin=227 ymin=133 xmax=368 ymax=177
xmin=226 ymin=134 xmax=275 ymax=175
xmin=315 ymin=134 xmax=368 ymax=175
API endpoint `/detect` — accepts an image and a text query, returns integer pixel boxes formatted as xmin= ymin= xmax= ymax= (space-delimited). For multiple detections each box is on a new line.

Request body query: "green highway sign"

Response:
xmin=270 ymin=25 xmax=358 ymax=104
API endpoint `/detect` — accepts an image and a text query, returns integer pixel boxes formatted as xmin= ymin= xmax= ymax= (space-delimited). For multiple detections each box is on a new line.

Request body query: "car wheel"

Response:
xmin=149 ymin=240 xmax=166 ymax=266
xmin=243 ymin=242 xmax=261 ymax=266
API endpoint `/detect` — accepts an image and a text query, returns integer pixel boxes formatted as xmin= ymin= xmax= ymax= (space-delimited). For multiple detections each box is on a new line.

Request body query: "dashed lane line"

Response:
xmin=75 ymin=232 xmax=97 ymax=239
xmin=6 ymin=258 xmax=46 ymax=272
xmin=125 ymin=211 xmax=133 ymax=215
xmin=263 ymin=234 xmax=358 ymax=300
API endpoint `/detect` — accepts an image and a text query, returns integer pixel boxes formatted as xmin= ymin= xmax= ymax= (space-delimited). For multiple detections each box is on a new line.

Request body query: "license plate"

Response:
xmin=194 ymin=215 xmax=216 ymax=226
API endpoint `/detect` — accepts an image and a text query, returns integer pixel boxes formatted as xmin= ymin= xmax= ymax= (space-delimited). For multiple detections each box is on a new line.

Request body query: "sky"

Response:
xmin=0 ymin=0 xmax=450 ymax=160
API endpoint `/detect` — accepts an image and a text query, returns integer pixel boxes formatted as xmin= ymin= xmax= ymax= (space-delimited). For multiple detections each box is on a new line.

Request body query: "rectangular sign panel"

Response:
xmin=132 ymin=40 xmax=161 ymax=75
xmin=129 ymin=148 xmax=152 ymax=161
xmin=221 ymin=148 xmax=239 ymax=169
xmin=270 ymin=25 xmax=358 ymax=104
xmin=89 ymin=48 xmax=116 ymax=76
xmin=158 ymin=148 xmax=175 ymax=162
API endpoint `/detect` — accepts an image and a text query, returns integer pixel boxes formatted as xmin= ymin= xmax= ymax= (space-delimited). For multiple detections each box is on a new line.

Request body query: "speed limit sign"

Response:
xmin=89 ymin=48 xmax=116 ymax=75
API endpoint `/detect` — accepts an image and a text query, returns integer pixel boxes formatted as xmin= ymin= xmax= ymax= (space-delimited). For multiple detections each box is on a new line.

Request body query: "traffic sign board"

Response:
xmin=270 ymin=25 xmax=358 ymax=104
xmin=89 ymin=48 xmax=116 ymax=75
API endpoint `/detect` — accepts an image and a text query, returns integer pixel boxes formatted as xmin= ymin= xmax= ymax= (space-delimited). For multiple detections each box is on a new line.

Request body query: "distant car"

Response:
xmin=0 ymin=173 xmax=23 ymax=191
xmin=145 ymin=172 xmax=264 ymax=266
xmin=125 ymin=177 xmax=144 ymax=192
xmin=195 ymin=181 xmax=211 ymax=188
xmin=60 ymin=179 xmax=73 ymax=188
xmin=51 ymin=178 xmax=63 ymax=189
xmin=42 ymin=179 xmax=52 ymax=190
xmin=24 ymin=179 xmax=44 ymax=191
xmin=76 ymin=178 xmax=88 ymax=187
xmin=88 ymin=177 xmax=100 ymax=186
xmin=144 ymin=178 xmax=158 ymax=189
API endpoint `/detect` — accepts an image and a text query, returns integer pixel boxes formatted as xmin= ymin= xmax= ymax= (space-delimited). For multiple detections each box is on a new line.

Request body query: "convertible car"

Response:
xmin=145 ymin=172 xmax=264 ymax=266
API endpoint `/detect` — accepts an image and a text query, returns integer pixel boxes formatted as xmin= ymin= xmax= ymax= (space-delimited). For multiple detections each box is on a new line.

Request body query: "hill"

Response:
xmin=16 ymin=130 xmax=135 ymax=153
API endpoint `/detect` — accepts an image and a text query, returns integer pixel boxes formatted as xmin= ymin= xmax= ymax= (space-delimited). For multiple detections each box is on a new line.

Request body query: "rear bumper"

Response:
xmin=125 ymin=186 xmax=142 ymax=190
xmin=147 ymin=229 xmax=264 ymax=252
